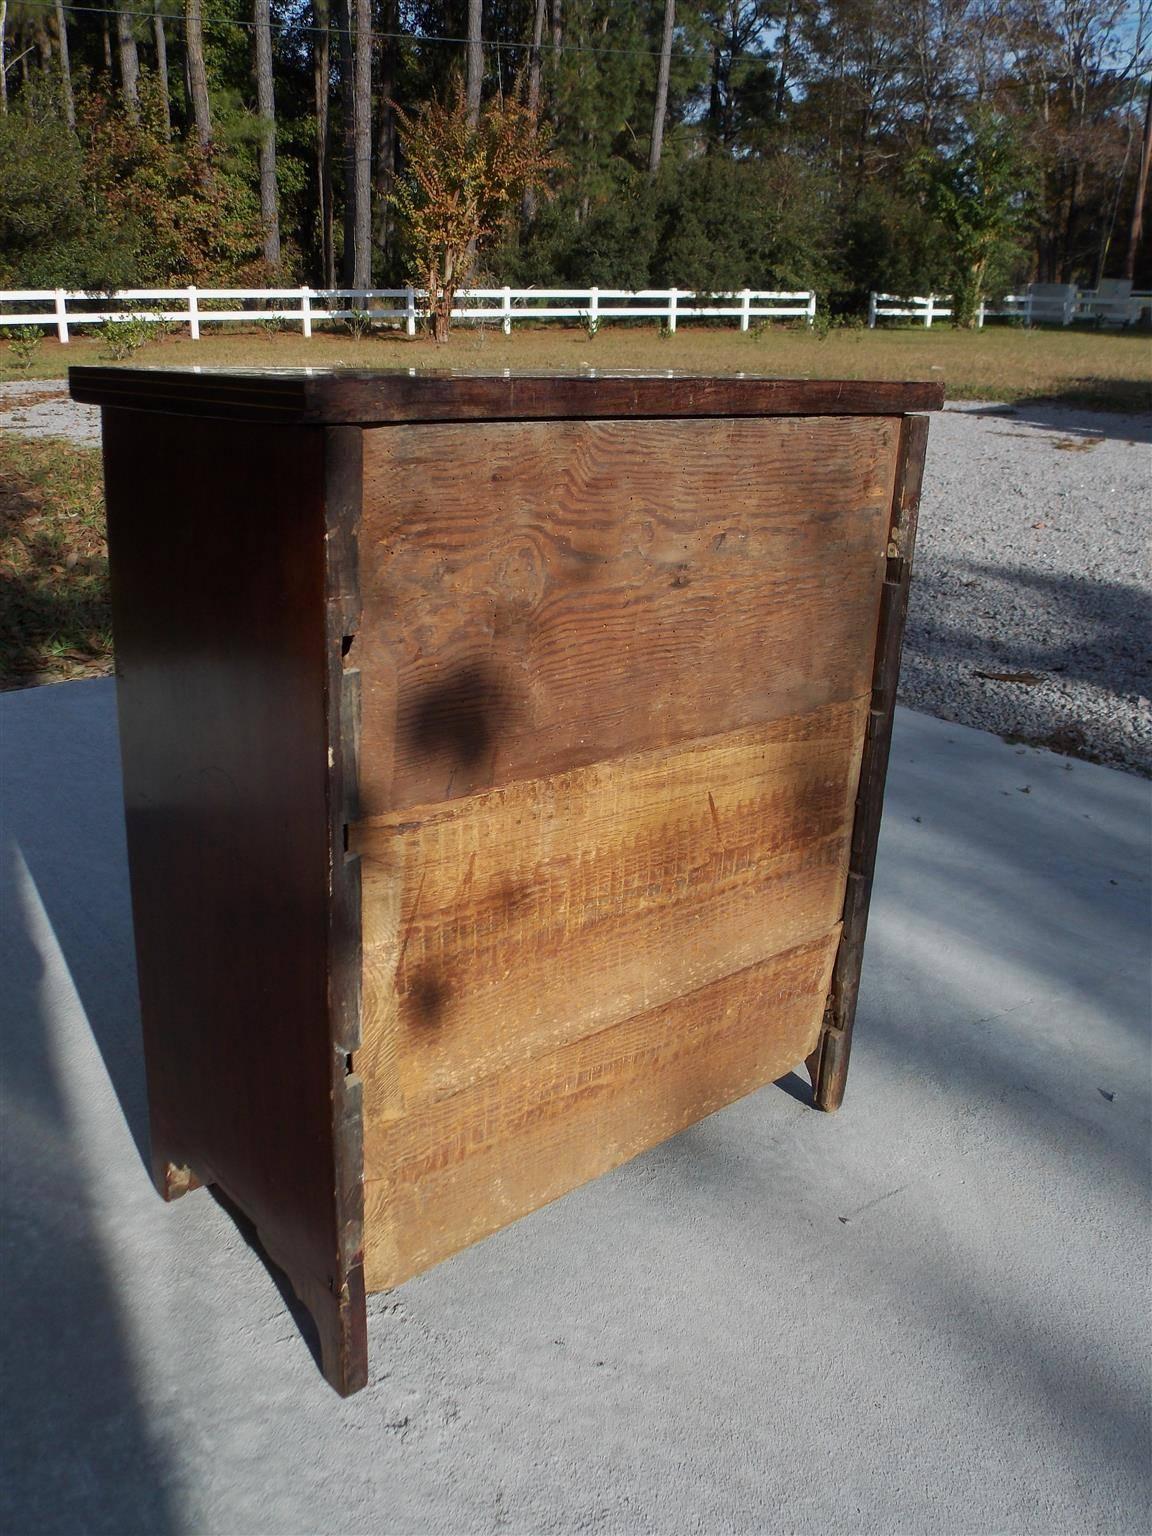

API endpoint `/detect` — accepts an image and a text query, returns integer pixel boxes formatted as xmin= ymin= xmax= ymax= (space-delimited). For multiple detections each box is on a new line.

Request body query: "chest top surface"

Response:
xmin=69 ymin=366 xmax=944 ymax=425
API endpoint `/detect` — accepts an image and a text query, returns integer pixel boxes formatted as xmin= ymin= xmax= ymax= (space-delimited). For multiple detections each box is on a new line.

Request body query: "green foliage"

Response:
xmin=344 ymin=309 xmax=374 ymax=339
xmin=6 ymin=327 xmax=44 ymax=373
xmin=0 ymin=84 xmax=137 ymax=289
xmin=0 ymin=79 xmax=267 ymax=289
xmin=912 ymin=115 xmax=1031 ymax=328
xmin=95 ymin=311 xmax=158 ymax=360
xmin=0 ymin=0 xmax=1142 ymax=307
xmin=391 ymin=82 xmax=558 ymax=340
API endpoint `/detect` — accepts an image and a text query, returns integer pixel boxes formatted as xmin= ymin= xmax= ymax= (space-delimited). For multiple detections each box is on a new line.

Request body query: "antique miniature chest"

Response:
xmin=70 ymin=367 xmax=939 ymax=1394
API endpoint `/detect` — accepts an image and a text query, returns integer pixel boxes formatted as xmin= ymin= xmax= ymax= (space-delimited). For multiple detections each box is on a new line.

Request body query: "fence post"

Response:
xmin=806 ymin=290 xmax=817 ymax=327
xmin=54 ymin=289 xmax=69 ymax=345
xmin=924 ymin=294 xmax=934 ymax=328
xmin=667 ymin=288 xmax=678 ymax=334
xmin=739 ymin=289 xmax=751 ymax=332
xmin=977 ymin=298 xmax=986 ymax=329
xmin=406 ymin=285 xmax=417 ymax=336
xmin=186 ymin=286 xmax=200 ymax=340
xmin=590 ymin=286 xmax=599 ymax=331
xmin=502 ymin=285 xmax=512 ymax=336
xmin=299 ymin=287 xmax=311 ymax=339
xmin=867 ymin=293 xmax=877 ymax=328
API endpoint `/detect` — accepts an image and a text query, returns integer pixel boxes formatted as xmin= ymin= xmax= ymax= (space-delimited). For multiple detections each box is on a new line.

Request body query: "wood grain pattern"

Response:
xmin=361 ymin=931 xmax=839 ymax=1290
xmin=357 ymin=415 xmax=898 ymax=810
xmin=354 ymin=696 xmax=867 ymax=1122
xmin=70 ymin=366 xmax=945 ymax=424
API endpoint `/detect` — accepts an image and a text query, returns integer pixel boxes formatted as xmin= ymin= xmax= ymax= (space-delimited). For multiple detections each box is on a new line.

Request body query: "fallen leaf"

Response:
xmin=974 ymin=669 xmax=1044 ymax=684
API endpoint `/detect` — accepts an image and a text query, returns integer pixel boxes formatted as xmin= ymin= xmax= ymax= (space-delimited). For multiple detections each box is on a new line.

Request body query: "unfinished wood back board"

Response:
xmin=70 ymin=367 xmax=940 ymax=1395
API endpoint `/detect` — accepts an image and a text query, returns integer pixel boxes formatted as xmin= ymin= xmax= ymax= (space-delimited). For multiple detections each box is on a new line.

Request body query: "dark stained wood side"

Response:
xmin=807 ymin=412 xmax=930 ymax=1111
xmin=70 ymin=366 xmax=945 ymax=425
xmin=101 ymin=409 xmax=366 ymax=1394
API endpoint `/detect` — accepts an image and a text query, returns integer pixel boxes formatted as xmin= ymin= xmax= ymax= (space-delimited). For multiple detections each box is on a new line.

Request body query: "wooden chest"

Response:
xmin=70 ymin=367 xmax=939 ymax=1395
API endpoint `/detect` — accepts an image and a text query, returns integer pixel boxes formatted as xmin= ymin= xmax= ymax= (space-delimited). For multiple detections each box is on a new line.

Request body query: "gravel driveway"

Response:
xmin=909 ymin=400 xmax=1150 ymax=774
xmin=3 ymin=380 xmax=1149 ymax=772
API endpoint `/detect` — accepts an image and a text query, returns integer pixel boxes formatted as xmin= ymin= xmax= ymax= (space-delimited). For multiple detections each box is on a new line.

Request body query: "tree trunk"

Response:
xmin=551 ymin=0 xmax=561 ymax=63
xmin=340 ymin=0 xmax=372 ymax=287
xmin=353 ymin=0 xmax=372 ymax=285
xmin=185 ymin=0 xmax=213 ymax=156
xmin=1124 ymin=78 xmax=1152 ymax=282
xmin=708 ymin=34 xmax=722 ymax=148
xmin=102 ymin=14 xmax=112 ymax=75
xmin=648 ymin=0 xmax=674 ymax=177
xmin=373 ymin=0 xmax=398 ymax=276
xmin=774 ymin=0 xmax=793 ymax=124
xmin=339 ymin=0 xmax=354 ymax=283
xmin=521 ymin=0 xmax=547 ymax=221
xmin=116 ymin=2 xmax=140 ymax=119
xmin=466 ymin=0 xmax=483 ymax=128
xmin=254 ymin=0 xmax=281 ymax=269
xmin=153 ymin=0 xmax=171 ymax=139
xmin=314 ymin=0 xmax=334 ymax=287
xmin=0 ymin=3 xmax=7 ymax=116
xmin=53 ymin=0 xmax=75 ymax=126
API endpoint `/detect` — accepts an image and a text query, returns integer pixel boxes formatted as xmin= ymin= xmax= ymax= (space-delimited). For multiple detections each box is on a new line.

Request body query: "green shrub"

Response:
xmin=6 ymin=326 xmax=43 ymax=372
xmin=344 ymin=309 xmax=374 ymax=340
xmin=96 ymin=311 xmax=157 ymax=360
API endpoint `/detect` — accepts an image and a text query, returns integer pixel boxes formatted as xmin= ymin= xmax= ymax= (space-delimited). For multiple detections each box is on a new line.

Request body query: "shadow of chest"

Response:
xmin=71 ymin=367 xmax=939 ymax=1394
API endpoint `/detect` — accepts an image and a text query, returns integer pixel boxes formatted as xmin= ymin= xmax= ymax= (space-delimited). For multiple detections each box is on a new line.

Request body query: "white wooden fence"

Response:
xmin=869 ymin=286 xmax=1152 ymax=329
xmin=0 ymin=286 xmax=818 ymax=342
xmin=867 ymin=292 xmax=1025 ymax=327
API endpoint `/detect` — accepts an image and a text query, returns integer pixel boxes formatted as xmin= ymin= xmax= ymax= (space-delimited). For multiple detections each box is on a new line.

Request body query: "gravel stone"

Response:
xmin=3 ymin=381 xmax=1149 ymax=771
xmin=0 ymin=377 xmax=101 ymax=443
xmin=909 ymin=401 xmax=1151 ymax=775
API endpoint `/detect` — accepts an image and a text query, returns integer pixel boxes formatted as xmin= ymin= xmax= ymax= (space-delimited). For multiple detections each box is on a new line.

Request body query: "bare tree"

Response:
xmin=153 ymin=0 xmax=171 ymax=138
xmin=116 ymin=1 xmax=140 ymax=118
xmin=649 ymin=0 xmax=674 ymax=176
xmin=185 ymin=0 xmax=213 ymax=154
xmin=254 ymin=0 xmax=281 ymax=268
xmin=54 ymin=0 xmax=75 ymax=127
xmin=467 ymin=0 xmax=483 ymax=128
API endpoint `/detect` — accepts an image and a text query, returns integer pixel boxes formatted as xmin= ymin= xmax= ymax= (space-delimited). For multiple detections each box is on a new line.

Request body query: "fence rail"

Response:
xmin=869 ymin=288 xmax=1151 ymax=328
xmin=868 ymin=292 xmax=1026 ymax=327
xmin=0 ymin=285 xmax=818 ymax=342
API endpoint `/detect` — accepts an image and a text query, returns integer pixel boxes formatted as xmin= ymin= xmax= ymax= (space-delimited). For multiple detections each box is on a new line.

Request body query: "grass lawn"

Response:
xmin=0 ymin=435 xmax=110 ymax=689
xmin=2 ymin=319 xmax=1151 ymax=410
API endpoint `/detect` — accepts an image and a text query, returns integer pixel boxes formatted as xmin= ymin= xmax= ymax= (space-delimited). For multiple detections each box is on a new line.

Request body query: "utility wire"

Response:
xmin=9 ymin=0 xmax=709 ymax=60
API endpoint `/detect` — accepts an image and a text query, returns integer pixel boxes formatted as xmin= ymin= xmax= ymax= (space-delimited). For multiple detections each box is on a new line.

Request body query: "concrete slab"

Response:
xmin=1 ymin=678 xmax=1149 ymax=1536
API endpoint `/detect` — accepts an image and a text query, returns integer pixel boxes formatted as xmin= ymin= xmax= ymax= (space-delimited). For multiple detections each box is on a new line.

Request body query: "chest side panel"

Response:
xmin=353 ymin=414 xmax=900 ymax=1289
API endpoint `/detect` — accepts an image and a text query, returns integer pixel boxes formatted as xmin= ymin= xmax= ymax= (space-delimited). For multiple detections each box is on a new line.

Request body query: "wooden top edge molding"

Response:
xmin=69 ymin=366 xmax=945 ymax=424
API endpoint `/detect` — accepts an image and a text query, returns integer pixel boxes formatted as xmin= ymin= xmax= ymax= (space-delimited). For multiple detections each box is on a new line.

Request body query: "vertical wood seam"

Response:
xmin=323 ymin=424 xmax=367 ymax=1392
xmin=810 ymin=412 xmax=929 ymax=1111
